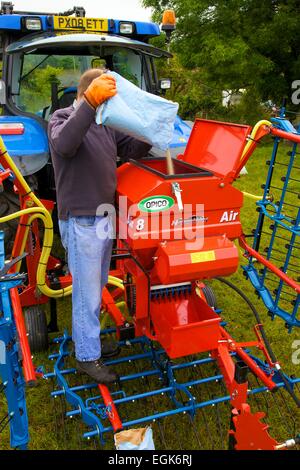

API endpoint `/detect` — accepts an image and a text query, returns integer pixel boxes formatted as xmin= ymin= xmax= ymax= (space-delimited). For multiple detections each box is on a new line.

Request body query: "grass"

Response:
xmin=0 ymin=141 xmax=300 ymax=450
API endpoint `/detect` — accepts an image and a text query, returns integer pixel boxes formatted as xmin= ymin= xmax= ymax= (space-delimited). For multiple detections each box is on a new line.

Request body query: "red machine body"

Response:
xmin=112 ymin=119 xmax=282 ymax=450
xmin=117 ymin=158 xmax=243 ymax=256
xmin=116 ymin=119 xmax=249 ymax=356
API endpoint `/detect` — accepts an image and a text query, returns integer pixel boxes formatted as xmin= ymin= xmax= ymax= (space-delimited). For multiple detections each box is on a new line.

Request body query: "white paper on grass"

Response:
xmin=114 ymin=427 xmax=155 ymax=451
xmin=95 ymin=72 xmax=179 ymax=151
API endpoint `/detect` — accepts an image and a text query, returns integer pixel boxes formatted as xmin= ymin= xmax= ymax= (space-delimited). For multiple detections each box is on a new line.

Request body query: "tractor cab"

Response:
xmin=6 ymin=32 xmax=170 ymax=120
xmin=0 ymin=3 xmax=190 ymax=187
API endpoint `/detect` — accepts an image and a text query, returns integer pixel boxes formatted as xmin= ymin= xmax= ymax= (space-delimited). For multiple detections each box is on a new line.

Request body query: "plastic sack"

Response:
xmin=95 ymin=72 xmax=179 ymax=151
xmin=114 ymin=426 xmax=155 ymax=450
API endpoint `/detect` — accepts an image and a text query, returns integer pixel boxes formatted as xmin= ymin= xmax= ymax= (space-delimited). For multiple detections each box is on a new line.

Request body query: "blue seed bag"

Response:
xmin=95 ymin=72 xmax=179 ymax=151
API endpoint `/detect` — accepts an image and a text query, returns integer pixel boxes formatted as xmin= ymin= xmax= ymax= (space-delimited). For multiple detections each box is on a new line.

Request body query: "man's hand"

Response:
xmin=84 ymin=74 xmax=117 ymax=109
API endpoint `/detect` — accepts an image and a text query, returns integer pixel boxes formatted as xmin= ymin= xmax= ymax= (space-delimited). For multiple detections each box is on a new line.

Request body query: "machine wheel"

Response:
xmin=24 ymin=306 xmax=49 ymax=352
xmin=202 ymin=284 xmax=218 ymax=309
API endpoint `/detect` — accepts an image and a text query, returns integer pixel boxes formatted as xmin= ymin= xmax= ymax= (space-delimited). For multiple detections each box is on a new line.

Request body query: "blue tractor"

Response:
xmin=0 ymin=2 xmax=191 ymax=248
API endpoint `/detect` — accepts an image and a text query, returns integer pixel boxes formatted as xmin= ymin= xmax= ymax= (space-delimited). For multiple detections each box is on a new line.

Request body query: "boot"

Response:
xmin=76 ymin=358 xmax=119 ymax=384
xmin=101 ymin=340 xmax=120 ymax=358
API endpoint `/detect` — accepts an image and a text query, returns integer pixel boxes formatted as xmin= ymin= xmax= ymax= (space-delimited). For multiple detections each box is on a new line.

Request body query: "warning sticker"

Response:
xmin=190 ymin=251 xmax=216 ymax=263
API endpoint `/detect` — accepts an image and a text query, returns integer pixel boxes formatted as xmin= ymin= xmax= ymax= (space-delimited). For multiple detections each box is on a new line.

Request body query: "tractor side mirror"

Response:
xmin=0 ymin=80 xmax=6 ymax=104
xmin=159 ymin=78 xmax=171 ymax=95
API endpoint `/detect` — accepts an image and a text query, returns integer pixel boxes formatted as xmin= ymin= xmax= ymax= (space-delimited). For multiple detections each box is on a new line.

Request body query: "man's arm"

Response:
xmin=48 ymin=73 xmax=116 ymax=158
xmin=48 ymin=100 xmax=95 ymax=159
xmin=115 ymin=131 xmax=151 ymax=161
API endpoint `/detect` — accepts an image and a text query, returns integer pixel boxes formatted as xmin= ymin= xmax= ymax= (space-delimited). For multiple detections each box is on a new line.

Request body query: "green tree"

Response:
xmin=21 ymin=65 xmax=63 ymax=113
xmin=149 ymin=24 xmax=269 ymax=123
xmin=150 ymin=32 xmax=224 ymax=120
xmin=143 ymin=0 xmax=300 ymax=106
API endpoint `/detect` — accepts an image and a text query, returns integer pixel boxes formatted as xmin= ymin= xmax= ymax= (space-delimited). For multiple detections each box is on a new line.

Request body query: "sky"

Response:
xmin=11 ymin=0 xmax=153 ymax=22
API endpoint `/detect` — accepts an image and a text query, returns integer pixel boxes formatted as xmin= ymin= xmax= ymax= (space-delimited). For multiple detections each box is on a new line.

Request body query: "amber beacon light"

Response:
xmin=161 ymin=9 xmax=176 ymax=41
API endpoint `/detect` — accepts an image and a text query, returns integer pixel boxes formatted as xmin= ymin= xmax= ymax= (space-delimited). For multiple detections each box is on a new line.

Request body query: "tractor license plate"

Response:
xmin=53 ymin=16 xmax=109 ymax=32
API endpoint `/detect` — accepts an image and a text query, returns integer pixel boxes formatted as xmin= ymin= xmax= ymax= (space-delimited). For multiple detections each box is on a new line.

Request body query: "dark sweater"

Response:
xmin=48 ymin=99 xmax=151 ymax=220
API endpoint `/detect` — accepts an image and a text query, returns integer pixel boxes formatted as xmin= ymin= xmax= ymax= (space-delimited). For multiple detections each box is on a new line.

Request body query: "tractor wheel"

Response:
xmin=24 ymin=306 xmax=49 ymax=352
xmin=202 ymin=284 xmax=218 ymax=309
xmin=0 ymin=177 xmax=39 ymax=254
xmin=0 ymin=189 xmax=20 ymax=254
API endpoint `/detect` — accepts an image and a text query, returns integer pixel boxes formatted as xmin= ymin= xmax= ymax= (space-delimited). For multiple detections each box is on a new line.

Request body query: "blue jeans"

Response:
xmin=59 ymin=216 xmax=113 ymax=361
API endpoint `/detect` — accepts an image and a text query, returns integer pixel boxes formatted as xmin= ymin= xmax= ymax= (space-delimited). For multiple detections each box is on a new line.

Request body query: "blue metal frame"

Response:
xmin=45 ymin=329 xmax=300 ymax=445
xmin=243 ymin=116 xmax=300 ymax=331
xmin=0 ymin=231 xmax=29 ymax=449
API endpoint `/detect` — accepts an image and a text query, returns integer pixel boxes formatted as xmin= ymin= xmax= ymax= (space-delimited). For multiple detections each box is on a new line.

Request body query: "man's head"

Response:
xmin=77 ymin=68 xmax=105 ymax=101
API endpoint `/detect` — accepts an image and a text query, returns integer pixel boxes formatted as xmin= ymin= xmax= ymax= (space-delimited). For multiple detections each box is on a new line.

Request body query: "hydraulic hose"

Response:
xmin=242 ymin=191 xmax=263 ymax=201
xmin=216 ymin=277 xmax=300 ymax=407
xmin=240 ymin=120 xmax=272 ymax=160
xmin=0 ymin=138 xmax=124 ymax=298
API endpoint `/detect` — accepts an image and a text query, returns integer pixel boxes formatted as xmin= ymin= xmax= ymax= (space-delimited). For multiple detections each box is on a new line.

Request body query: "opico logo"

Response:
xmin=138 ymin=196 xmax=175 ymax=213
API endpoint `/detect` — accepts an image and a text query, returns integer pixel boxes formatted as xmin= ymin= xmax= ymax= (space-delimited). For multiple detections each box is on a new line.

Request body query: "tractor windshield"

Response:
xmin=11 ymin=48 xmax=151 ymax=119
xmin=6 ymin=33 xmax=168 ymax=120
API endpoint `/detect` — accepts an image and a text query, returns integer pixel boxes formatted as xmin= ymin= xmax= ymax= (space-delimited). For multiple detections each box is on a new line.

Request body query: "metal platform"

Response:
xmin=45 ymin=329 xmax=300 ymax=449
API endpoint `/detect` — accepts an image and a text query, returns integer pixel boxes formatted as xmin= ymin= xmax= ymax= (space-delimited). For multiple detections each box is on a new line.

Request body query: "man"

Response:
xmin=48 ymin=69 xmax=151 ymax=384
